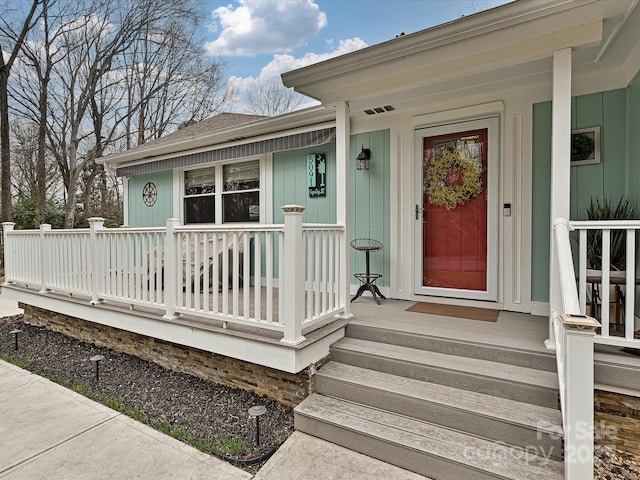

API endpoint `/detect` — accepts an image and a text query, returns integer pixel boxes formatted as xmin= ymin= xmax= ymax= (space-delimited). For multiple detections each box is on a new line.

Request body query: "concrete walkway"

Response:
xmin=0 ymin=295 xmax=429 ymax=480
xmin=0 ymin=359 xmax=252 ymax=480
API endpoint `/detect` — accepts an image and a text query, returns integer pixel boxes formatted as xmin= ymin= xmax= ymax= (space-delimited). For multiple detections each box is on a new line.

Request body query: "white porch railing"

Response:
xmin=551 ymin=218 xmax=600 ymax=479
xmin=2 ymin=206 xmax=346 ymax=345
xmin=570 ymin=219 xmax=640 ymax=348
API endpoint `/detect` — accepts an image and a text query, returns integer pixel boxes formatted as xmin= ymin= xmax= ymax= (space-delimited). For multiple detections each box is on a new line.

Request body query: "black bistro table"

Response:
xmin=350 ymin=238 xmax=386 ymax=305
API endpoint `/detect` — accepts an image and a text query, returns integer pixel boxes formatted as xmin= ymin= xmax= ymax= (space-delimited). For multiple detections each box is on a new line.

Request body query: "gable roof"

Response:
xmin=282 ymin=0 xmax=640 ymax=115
xmin=117 ymin=112 xmax=265 ymax=157
xmin=101 ymin=106 xmax=337 ymax=173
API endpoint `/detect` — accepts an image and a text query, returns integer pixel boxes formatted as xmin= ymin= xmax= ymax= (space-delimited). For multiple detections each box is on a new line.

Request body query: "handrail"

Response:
xmin=553 ymin=218 xmax=581 ymax=315
xmin=2 ymin=210 xmax=347 ymax=345
xmin=570 ymin=219 xmax=640 ymax=229
xmin=552 ymin=217 xmax=600 ymax=479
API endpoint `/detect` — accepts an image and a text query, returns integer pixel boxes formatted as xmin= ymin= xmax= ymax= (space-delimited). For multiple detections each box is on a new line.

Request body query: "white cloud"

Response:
xmin=204 ymin=0 xmax=327 ymax=57
xmin=228 ymin=37 xmax=367 ymax=113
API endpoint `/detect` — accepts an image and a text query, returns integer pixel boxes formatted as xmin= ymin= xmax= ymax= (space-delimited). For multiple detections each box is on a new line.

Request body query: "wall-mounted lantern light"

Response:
xmin=356 ymin=145 xmax=371 ymax=171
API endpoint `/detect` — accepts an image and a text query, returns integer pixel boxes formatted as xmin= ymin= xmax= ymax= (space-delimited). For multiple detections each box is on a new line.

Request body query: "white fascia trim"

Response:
xmin=282 ymin=0 xmax=599 ymax=89
xmin=624 ymin=38 xmax=640 ymax=84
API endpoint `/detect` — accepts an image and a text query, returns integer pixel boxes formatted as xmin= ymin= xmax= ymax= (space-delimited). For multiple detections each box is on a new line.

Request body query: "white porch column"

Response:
xmin=39 ymin=224 xmax=52 ymax=293
xmin=162 ymin=218 xmax=179 ymax=320
xmin=547 ymin=48 xmax=572 ymax=348
xmin=2 ymin=222 xmax=14 ymax=284
xmin=89 ymin=217 xmax=105 ymax=305
xmin=281 ymin=205 xmax=305 ymax=345
xmin=336 ymin=101 xmax=353 ymax=319
xmin=559 ymin=313 xmax=599 ymax=480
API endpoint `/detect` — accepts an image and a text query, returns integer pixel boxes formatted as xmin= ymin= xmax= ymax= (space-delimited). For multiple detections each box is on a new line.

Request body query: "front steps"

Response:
xmin=294 ymin=325 xmax=564 ymax=479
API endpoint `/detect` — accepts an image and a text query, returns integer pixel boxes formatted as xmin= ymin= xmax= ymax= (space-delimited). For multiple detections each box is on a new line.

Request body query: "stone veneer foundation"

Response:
xmin=20 ymin=303 xmax=326 ymax=407
xmin=595 ymin=389 xmax=640 ymax=455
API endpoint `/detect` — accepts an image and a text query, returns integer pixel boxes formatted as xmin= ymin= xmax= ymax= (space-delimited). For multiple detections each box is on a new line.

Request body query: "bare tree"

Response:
xmin=12 ymin=0 xmax=65 ymax=222
xmin=44 ymin=0 xmax=225 ymax=227
xmin=0 ymin=0 xmax=42 ymax=222
xmin=9 ymin=0 xmax=229 ymax=227
xmin=10 ymin=121 xmax=61 ymax=200
xmin=245 ymin=81 xmax=304 ymax=116
xmin=120 ymin=15 xmax=229 ymax=148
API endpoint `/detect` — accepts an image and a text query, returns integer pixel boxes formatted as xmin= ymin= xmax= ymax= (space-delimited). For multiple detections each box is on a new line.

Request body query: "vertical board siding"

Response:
xmin=630 ymin=74 xmax=640 ymax=207
xmin=272 ymin=145 xmax=337 ymax=224
xmin=532 ymin=87 xmax=633 ymax=302
xmin=350 ymin=130 xmax=391 ymax=287
xmin=128 ymin=170 xmax=174 ymax=227
xmin=272 ymin=130 xmax=391 ymax=287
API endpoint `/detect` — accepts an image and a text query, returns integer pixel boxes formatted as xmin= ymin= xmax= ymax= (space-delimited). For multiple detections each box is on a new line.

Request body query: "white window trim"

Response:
xmin=175 ymin=154 xmax=268 ymax=226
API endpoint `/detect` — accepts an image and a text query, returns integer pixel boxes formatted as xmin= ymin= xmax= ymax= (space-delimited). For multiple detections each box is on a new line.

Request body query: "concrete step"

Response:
xmin=295 ymin=394 xmax=564 ymax=480
xmin=315 ymin=361 xmax=563 ymax=459
xmin=345 ymin=323 xmax=556 ymax=372
xmin=330 ymin=337 xmax=559 ymax=408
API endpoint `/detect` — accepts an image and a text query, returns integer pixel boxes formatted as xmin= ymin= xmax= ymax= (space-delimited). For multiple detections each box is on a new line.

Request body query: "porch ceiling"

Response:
xmin=283 ymin=0 xmax=640 ymax=116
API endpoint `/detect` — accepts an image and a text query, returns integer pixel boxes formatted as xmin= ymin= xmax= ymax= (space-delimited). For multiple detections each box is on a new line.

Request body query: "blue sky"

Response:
xmin=202 ymin=0 xmax=511 ymax=112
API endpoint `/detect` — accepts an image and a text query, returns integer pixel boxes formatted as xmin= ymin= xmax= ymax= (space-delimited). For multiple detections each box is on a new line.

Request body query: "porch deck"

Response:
xmin=9 ymin=278 xmax=640 ymax=389
xmin=350 ymin=298 xmax=640 ymax=393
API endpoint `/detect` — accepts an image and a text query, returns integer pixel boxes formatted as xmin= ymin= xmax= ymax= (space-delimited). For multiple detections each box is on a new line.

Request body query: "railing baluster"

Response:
xmin=600 ymin=230 xmax=611 ymax=336
xmin=278 ymin=231 xmax=284 ymax=325
xmin=232 ymin=232 xmax=239 ymax=317
xmin=243 ymin=232 xmax=250 ymax=319
xmin=222 ymin=233 xmax=229 ymax=316
xmin=194 ymin=232 xmax=201 ymax=312
xmin=266 ymin=232 xmax=273 ymax=324
xmin=254 ymin=232 xmax=262 ymax=321
xmin=212 ymin=232 xmax=219 ymax=314
xmin=306 ymin=231 xmax=313 ymax=319
xmin=626 ymin=228 xmax=636 ymax=341
xmin=314 ymin=231 xmax=321 ymax=317
xmin=322 ymin=230 xmax=328 ymax=314
xmin=203 ymin=232 xmax=210 ymax=312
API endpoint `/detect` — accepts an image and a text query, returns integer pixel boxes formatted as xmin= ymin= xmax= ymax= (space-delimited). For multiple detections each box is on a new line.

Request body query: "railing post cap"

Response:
xmin=2 ymin=222 xmax=15 ymax=230
xmin=281 ymin=205 xmax=305 ymax=214
xmin=559 ymin=313 xmax=601 ymax=331
xmin=88 ymin=217 xmax=105 ymax=224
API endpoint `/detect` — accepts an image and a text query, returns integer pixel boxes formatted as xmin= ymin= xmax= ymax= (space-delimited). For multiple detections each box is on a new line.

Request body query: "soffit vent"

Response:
xmin=364 ymin=105 xmax=396 ymax=115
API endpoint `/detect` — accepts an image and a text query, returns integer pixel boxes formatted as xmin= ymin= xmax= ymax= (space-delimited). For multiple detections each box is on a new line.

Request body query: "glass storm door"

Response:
xmin=415 ymin=118 xmax=498 ymax=301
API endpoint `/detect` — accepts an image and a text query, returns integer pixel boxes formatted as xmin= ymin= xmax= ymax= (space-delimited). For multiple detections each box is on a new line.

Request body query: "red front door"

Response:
xmin=422 ymin=128 xmax=489 ymax=292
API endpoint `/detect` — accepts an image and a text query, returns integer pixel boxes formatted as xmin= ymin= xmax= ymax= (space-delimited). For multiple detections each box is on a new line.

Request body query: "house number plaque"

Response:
xmin=307 ymin=154 xmax=326 ymax=197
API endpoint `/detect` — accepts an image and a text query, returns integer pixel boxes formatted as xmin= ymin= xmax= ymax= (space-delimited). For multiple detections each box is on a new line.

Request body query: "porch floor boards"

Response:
xmin=349 ymin=299 xmax=549 ymax=353
xmin=350 ymin=298 xmax=640 ymax=391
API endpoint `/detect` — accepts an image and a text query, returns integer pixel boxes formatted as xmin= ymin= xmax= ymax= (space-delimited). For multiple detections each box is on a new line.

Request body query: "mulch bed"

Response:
xmin=0 ymin=316 xmax=294 ymax=472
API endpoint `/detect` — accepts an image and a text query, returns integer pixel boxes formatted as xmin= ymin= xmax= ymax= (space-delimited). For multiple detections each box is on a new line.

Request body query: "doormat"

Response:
xmin=405 ymin=302 xmax=499 ymax=322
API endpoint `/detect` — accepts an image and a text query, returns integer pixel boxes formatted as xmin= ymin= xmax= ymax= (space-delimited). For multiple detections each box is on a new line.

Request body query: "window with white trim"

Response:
xmin=183 ymin=159 xmax=260 ymax=224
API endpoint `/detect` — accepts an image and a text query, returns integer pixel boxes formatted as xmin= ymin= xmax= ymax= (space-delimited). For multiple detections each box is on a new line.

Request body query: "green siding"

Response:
xmin=350 ymin=130 xmax=391 ymax=287
xmin=271 ymin=130 xmax=391 ymax=286
xmin=128 ymin=170 xmax=173 ymax=227
xmin=629 ymin=74 xmax=640 ymax=208
xmin=272 ymin=145 xmax=337 ymax=224
xmin=532 ymin=88 xmax=633 ymax=302
xmin=531 ymin=102 xmax=552 ymax=304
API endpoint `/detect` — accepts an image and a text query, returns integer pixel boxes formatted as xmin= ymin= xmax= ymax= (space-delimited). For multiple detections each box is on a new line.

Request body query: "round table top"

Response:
xmin=350 ymin=238 xmax=383 ymax=252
